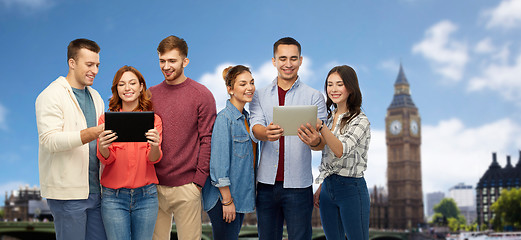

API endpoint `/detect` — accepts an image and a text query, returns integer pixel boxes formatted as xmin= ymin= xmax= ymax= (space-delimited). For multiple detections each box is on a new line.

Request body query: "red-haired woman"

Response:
xmin=97 ymin=65 xmax=162 ymax=240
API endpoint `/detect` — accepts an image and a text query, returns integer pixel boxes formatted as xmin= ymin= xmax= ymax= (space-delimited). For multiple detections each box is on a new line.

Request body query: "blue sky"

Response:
xmin=1 ymin=0 xmax=520 ymax=209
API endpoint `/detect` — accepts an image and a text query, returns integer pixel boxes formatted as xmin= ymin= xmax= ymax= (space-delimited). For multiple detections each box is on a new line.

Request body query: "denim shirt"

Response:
xmin=249 ymin=77 xmax=327 ymax=188
xmin=202 ymin=100 xmax=256 ymax=213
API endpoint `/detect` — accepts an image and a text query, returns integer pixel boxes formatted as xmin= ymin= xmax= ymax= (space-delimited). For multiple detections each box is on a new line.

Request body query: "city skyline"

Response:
xmin=1 ymin=0 xmax=521 ymax=204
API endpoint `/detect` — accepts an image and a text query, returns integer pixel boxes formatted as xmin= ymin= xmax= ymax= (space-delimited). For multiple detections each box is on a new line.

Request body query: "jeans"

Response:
xmin=319 ymin=175 xmax=370 ymax=240
xmin=207 ymin=199 xmax=245 ymax=240
xmin=47 ymin=193 xmax=107 ymax=240
xmin=256 ymin=182 xmax=313 ymax=240
xmin=101 ymin=184 xmax=158 ymax=240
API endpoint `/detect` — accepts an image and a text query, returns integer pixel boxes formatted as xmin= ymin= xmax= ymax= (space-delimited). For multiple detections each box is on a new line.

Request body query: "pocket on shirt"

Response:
xmin=232 ymin=134 xmax=251 ymax=159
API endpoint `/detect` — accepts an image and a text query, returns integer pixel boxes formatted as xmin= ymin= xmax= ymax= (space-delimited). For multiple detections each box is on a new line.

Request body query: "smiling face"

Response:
xmin=229 ymin=71 xmax=255 ymax=105
xmin=69 ymin=48 xmax=100 ymax=89
xmin=272 ymin=44 xmax=302 ymax=82
xmin=159 ymin=48 xmax=189 ymax=85
xmin=327 ymin=72 xmax=351 ymax=108
xmin=117 ymin=71 xmax=143 ymax=110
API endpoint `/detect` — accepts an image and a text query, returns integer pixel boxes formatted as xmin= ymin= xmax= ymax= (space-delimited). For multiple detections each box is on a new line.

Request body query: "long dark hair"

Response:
xmin=324 ymin=65 xmax=362 ymax=131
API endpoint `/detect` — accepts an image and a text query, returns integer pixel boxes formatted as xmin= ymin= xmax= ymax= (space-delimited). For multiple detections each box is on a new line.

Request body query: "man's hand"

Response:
xmin=266 ymin=122 xmax=283 ymax=141
xmin=81 ymin=123 xmax=104 ymax=144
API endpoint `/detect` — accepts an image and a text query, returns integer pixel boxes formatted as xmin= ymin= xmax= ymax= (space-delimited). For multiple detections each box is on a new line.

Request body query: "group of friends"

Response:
xmin=35 ymin=35 xmax=371 ymax=240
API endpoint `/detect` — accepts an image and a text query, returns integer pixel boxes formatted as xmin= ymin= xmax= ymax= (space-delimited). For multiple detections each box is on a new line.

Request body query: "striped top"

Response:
xmin=315 ymin=111 xmax=371 ymax=184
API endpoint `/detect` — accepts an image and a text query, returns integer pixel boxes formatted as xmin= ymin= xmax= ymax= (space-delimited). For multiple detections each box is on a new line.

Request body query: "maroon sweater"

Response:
xmin=149 ymin=78 xmax=216 ymax=187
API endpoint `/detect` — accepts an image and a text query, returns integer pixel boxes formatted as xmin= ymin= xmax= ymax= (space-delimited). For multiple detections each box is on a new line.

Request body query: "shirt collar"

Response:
xmin=226 ymin=100 xmax=248 ymax=120
xmin=270 ymin=76 xmax=301 ymax=91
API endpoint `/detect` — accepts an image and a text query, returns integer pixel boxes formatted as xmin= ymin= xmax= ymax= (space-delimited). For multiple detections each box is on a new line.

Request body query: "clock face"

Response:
xmin=410 ymin=120 xmax=419 ymax=135
xmin=390 ymin=120 xmax=402 ymax=135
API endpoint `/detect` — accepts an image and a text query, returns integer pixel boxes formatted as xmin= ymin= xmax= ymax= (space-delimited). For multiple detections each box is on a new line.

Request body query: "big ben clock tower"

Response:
xmin=385 ymin=64 xmax=424 ymax=229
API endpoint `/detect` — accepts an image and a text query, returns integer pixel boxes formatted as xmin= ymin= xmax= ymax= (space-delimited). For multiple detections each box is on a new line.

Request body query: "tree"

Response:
xmin=434 ymin=198 xmax=460 ymax=219
xmin=491 ymin=188 xmax=521 ymax=231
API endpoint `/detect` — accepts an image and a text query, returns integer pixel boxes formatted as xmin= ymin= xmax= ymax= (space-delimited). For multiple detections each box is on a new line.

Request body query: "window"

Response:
xmin=483 ymin=188 xmax=487 ymax=194
xmin=491 ymin=188 xmax=495 ymax=194
xmin=491 ymin=196 xmax=496 ymax=203
xmin=484 ymin=205 xmax=488 ymax=213
xmin=483 ymin=196 xmax=488 ymax=204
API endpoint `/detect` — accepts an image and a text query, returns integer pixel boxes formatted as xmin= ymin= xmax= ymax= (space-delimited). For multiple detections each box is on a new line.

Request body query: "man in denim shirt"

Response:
xmin=250 ymin=37 xmax=327 ymax=240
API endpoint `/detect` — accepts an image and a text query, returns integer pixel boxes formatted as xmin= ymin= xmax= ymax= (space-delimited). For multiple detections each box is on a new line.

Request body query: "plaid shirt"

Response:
xmin=316 ymin=111 xmax=371 ymax=184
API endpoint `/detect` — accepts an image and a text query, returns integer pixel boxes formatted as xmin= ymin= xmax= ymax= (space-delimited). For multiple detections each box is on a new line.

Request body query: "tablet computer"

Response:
xmin=273 ymin=105 xmax=317 ymax=136
xmin=104 ymin=111 xmax=154 ymax=142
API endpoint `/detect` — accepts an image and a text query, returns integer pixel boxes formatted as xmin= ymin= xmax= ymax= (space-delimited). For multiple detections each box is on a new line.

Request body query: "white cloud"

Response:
xmin=378 ymin=59 xmax=400 ymax=73
xmin=422 ymin=118 xmax=521 ymax=194
xmin=484 ymin=0 xmax=521 ymax=29
xmin=468 ymin=52 xmax=521 ymax=103
xmin=474 ymin=38 xmax=495 ymax=54
xmin=364 ymin=129 xmax=387 ymax=189
xmin=199 ymin=62 xmax=235 ymax=112
xmin=0 ymin=103 xmax=7 ymax=131
xmin=412 ymin=20 xmax=468 ymax=82
xmin=0 ymin=0 xmax=53 ymax=11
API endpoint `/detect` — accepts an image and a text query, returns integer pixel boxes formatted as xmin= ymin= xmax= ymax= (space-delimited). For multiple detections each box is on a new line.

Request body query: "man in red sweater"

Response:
xmin=149 ymin=35 xmax=216 ymax=240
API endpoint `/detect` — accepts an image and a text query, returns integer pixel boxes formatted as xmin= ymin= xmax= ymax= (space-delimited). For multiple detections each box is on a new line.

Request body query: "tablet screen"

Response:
xmin=105 ymin=111 xmax=154 ymax=142
xmin=273 ymin=105 xmax=317 ymax=136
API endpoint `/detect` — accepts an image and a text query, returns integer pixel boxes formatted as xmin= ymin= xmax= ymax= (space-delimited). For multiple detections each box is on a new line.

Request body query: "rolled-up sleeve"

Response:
xmin=210 ymin=115 xmax=232 ymax=188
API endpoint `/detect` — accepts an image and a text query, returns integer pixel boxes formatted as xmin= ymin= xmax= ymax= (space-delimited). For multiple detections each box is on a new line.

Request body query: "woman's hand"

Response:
xmin=222 ymin=201 xmax=236 ymax=223
xmin=98 ymin=130 xmax=117 ymax=158
xmin=297 ymin=121 xmax=321 ymax=147
xmin=145 ymin=128 xmax=160 ymax=147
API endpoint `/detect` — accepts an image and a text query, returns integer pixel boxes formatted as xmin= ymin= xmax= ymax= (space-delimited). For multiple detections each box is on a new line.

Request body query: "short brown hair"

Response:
xmin=273 ymin=37 xmax=301 ymax=57
xmin=67 ymin=38 xmax=100 ymax=62
xmin=157 ymin=35 xmax=188 ymax=57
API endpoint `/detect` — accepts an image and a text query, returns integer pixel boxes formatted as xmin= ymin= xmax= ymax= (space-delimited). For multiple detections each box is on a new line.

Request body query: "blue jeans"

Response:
xmin=319 ymin=175 xmax=370 ymax=240
xmin=256 ymin=182 xmax=313 ymax=240
xmin=207 ymin=199 xmax=245 ymax=240
xmin=101 ymin=184 xmax=158 ymax=240
xmin=47 ymin=193 xmax=107 ymax=240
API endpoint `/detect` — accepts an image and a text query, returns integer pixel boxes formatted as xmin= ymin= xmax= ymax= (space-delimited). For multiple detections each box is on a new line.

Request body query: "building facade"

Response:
xmin=449 ymin=183 xmax=476 ymax=225
xmin=426 ymin=191 xmax=445 ymax=218
xmin=3 ymin=185 xmax=50 ymax=221
xmin=370 ymin=186 xmax=389 ymax=229
xmin=476 ymin=151 xmax=521 ymax=228
xmin=385 ymin=64 xmax=424 ymax=229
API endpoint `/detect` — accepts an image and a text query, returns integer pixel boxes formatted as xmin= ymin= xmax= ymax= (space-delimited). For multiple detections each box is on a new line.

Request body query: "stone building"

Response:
xmin=476 ymin=151 xmax=521 ymax=228
xmin=385 ymin=64 xmax=424 ymax=229
xmin=3 ymin=185 xmax=50 ymax=221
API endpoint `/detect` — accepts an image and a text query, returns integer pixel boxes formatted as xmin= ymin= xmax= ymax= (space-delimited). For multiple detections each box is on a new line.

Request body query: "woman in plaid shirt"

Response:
xmin=298 ymin=65 xmax=371 ymax=240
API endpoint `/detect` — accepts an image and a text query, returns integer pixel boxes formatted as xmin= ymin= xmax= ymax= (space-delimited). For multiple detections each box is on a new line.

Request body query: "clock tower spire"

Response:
xmin=385 ymin=64 xmax=424 ymax=229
